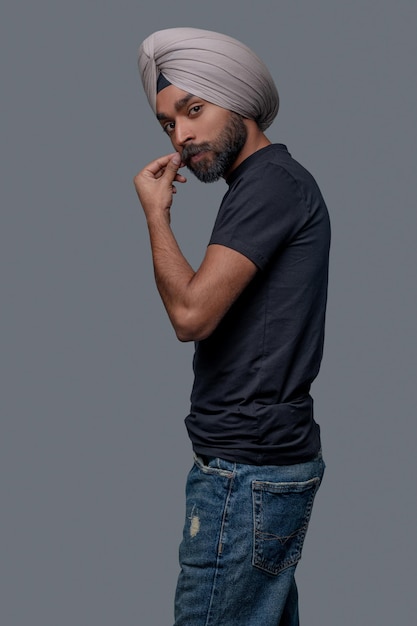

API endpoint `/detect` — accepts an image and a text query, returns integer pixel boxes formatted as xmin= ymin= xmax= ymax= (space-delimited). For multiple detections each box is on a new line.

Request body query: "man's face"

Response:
xmin=156 ymin=85 xmax=247 ymax=182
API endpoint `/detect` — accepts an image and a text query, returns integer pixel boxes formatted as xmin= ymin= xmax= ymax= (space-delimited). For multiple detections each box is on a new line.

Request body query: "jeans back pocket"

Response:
xmin=252 ymin=476 xmax=321 ymax=575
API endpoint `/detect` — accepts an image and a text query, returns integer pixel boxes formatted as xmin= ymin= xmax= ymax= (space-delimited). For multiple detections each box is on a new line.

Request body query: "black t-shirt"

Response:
xmin=185 ymin=144 xmax=330 ymax=465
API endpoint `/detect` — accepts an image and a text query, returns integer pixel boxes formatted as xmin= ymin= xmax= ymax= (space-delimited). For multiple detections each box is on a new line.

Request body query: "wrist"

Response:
xmin=146 ymin=210 xmax=171 ymax=231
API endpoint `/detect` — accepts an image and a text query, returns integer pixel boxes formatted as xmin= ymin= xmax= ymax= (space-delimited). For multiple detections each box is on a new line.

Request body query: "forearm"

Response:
xmin=134 ymin=152 xmax=199 ymax=338
xmin=146 ymin=216 xmax=200 ymax=341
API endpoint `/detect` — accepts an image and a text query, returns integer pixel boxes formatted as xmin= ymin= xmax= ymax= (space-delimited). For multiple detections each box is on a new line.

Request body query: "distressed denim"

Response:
xmin=174 ymin=452 xmax=325 ymax=626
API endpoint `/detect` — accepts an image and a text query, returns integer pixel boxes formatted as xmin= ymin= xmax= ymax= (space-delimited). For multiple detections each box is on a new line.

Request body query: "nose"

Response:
xmin=174 ymin=119 xmax=195 ymax=146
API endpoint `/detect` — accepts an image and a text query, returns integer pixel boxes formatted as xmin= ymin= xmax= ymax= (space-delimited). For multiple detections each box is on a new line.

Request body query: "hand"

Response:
xmin=133 ymin=152 xmax=187 ymax=224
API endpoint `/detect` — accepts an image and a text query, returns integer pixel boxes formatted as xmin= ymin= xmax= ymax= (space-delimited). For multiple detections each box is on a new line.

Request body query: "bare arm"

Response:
xmin=134 ymin=152 xmax=257 ymax=341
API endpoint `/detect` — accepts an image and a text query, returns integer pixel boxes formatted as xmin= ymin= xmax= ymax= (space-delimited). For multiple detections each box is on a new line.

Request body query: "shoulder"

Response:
xmin=223 ymin=146 xmax=306 ymax=217
xmin=227 ymin=144 xmax=307 ymax=198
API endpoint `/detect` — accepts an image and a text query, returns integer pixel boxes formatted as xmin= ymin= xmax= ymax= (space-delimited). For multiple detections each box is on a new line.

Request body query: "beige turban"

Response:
xmin=138 ymin=27 xmax=279 ymax=131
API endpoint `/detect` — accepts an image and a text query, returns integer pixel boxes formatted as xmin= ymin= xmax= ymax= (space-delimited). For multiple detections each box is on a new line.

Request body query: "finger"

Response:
xmin=162 ymin=153 xmax=182 ymax=184
xmin=155 ymin=166 xmax=185 ymax=181
xmin=144 ymin=153 xmax=178 ymax=176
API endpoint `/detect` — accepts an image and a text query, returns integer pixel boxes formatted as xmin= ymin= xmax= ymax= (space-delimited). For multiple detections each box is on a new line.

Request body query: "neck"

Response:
xmin=227 ymin=120 xmax=271 ymax=175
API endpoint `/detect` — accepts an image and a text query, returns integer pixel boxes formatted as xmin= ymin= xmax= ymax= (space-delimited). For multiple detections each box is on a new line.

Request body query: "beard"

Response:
xmin=181 ymin=112 xmax=247 ymax=183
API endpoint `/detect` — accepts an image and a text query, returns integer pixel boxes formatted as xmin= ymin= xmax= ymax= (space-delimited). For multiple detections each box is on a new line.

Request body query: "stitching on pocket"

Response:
xmin=252 ymin=477 xmax=321 ymax=575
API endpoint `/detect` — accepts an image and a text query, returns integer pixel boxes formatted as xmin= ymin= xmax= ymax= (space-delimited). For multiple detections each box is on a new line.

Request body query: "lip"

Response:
xmin=190 ymin=150 xmax=209 ymax=163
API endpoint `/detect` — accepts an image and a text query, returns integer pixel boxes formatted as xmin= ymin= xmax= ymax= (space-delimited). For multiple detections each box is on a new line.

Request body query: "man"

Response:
xmin=134 ymin=27 xmax=330 ymax=626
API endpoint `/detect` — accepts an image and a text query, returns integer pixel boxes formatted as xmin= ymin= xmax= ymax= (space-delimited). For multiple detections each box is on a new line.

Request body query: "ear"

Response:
xmin=244 ymin=117 xmax=269 ymax=145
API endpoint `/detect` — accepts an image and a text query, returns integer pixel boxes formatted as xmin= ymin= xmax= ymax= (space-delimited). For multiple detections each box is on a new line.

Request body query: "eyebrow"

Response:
xmin=156 ymin=93 xmax=195 ymax=121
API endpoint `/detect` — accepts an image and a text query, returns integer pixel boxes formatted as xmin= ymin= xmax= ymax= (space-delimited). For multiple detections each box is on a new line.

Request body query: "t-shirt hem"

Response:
xmin=191 ymin=442 xmax=321 ymax=467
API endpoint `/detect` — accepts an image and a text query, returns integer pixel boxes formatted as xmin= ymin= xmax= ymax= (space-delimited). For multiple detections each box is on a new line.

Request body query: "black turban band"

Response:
xmin=157 ymin=73 xmax=171 ymax=93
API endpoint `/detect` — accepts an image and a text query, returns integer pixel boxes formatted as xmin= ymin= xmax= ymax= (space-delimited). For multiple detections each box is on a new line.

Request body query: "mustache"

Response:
xmin=181 ymin=142 xmax=212 ymax=163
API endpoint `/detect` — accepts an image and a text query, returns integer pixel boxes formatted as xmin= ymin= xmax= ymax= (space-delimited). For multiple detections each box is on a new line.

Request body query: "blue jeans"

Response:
xmin=174 ymin=452 xmax=325 ymax=626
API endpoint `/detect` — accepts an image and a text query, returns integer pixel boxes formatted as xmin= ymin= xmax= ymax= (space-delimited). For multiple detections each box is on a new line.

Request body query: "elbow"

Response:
xmin=175 ymin=328 xmax=211 ymax=343
xmin=172 ymin=308 xmax=215 ymax=342
xmin=175 ymin=331 xmax=197 ymax=343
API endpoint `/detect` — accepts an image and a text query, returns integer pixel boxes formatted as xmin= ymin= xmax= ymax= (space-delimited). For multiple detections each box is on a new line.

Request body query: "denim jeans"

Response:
xmin=174 ymin=452 xmax=325 ymax=626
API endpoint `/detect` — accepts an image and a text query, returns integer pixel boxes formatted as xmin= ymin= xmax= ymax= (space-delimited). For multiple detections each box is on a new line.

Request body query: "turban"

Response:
xmin=138 ymin=27 xmax=279 ymax=131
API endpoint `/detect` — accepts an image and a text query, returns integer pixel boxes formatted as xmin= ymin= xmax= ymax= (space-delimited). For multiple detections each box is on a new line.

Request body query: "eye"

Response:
xmin=189 ymin=105 xmax=202 ymax=116
xmin=163 ymin=122 xmax=175 ymax=135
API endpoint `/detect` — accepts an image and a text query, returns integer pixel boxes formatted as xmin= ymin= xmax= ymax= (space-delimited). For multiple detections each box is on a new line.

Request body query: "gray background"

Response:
xmin=1 ymin=1 xmax=416 ymax=624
